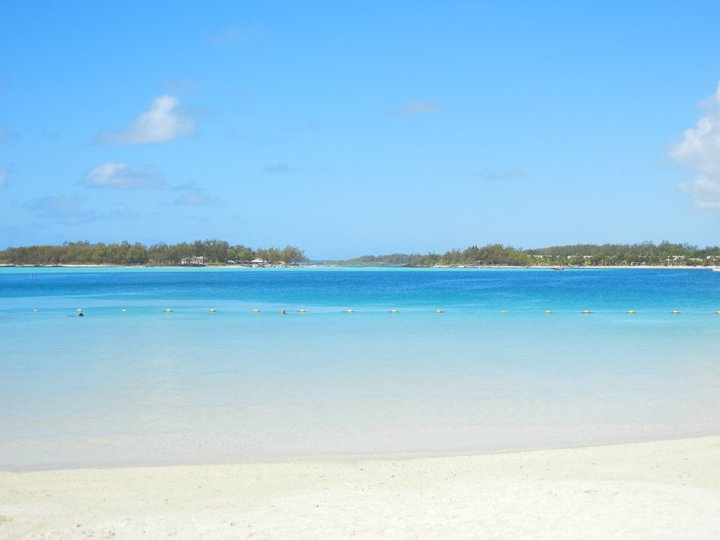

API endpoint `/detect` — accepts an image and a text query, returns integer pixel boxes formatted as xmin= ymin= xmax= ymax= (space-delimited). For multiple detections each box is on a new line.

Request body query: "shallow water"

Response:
xmin=1 ymin=267 xmax=719 ymax=469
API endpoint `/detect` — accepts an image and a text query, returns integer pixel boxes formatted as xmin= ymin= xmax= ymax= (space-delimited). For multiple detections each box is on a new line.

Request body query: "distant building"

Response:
xmin=251 ymin=258 xmax=267 ymax=267
xmin=180 ymin=256 xmax=206 ymax=266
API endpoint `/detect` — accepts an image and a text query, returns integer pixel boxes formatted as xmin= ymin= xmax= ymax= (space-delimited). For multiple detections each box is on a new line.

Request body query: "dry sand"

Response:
xmin=1 ymin=437 xmax=719 ymax=539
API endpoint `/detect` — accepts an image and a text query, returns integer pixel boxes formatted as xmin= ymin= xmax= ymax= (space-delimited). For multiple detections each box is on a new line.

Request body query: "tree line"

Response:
xmin=3 ymin=240 xmax=719 ymax=267
xmin=0 ymin=240 xmax=308 ymax=266
xmin=343 ymin=242 xmax=720 ymax=267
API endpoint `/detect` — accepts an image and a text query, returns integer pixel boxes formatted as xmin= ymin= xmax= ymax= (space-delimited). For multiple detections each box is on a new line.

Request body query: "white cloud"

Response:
xmin=393 ymin=100 xmax=445 ymax=116
xmin=671 ymin=82 xmax=720 ymax=210
xmin=96 ymin=95 xmax=194 ymax=144
xmin=84 ymin=162 xmax=163 ymax=189
xmin=0 ymin=169 xmax=8 ymax=188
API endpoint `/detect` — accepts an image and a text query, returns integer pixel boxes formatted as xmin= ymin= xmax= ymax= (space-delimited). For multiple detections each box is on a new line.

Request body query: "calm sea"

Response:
xmin=1 ymin=267 xmax=719 ymax=470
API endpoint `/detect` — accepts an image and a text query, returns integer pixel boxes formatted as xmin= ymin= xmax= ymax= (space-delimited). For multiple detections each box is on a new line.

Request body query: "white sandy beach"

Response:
xmin=1 ymin=437 xmax=719 ymax=539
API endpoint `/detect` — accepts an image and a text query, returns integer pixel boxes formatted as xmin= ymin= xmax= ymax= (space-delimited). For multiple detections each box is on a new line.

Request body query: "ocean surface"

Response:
xmin=1 ymin=267 xmax=719 ymax=470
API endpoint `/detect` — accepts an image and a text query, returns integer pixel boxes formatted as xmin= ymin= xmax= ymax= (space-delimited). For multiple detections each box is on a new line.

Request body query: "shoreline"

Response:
xmin=2 ymin=436 xmax=719 ymax=538
xmin=3 ymin=432 xmax=717 ymax=474
xmin=0 ymin=263 xmax=715 ymax=270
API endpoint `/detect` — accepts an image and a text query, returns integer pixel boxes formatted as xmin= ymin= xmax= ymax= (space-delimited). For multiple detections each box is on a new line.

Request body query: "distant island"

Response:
xmin=1 ymin=240 xmax=719 ymax=267
xmin=343 ymin=242 xmax=720 ymax=267
xmin=0 ymin=240 xmax=308 ymax=267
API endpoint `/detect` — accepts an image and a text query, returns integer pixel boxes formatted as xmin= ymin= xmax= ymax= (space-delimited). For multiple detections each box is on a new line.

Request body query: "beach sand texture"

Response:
xmin=1 ymin=437 xmax=719 ymax=539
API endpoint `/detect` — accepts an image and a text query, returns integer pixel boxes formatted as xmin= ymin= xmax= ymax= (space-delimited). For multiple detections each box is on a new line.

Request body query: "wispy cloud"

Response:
xmin=263 ymin=162 xmax=293 ymax=174
xmin=0 ymin=169 xmax=8 ymax=188
xmin=210 ymin=25 xmax=259 ymax=45
xmin=174 ymin=192 xmax=214 ymax=206
xmin=24 ymin=196 xmax=133 ymax=224
xmin=477 ymin=167 xmax=526 ymax=181
xmin=393 ymin=100 xmax=445 ymax=116
xmin=0 ymin=126 xmax=20 ymax=142
xmin=671 ymin=82 xmax=720 ymax=210
xmin=83 ymin=162 xmax=163 ymax=189
xmin=225 ymin=130 xmax=286 ymax=144
xmin=172 ymin=182 xmax=214 ymax=206
xmin=96 ymin=95 xmax=195 ymax=144
xmin=171 ymin=181 xmax=201 ymax=191
xmin=163 ymin=79 xmax=199 ymax=94
xmin=40 ymin=129 xmax=61 ymax=140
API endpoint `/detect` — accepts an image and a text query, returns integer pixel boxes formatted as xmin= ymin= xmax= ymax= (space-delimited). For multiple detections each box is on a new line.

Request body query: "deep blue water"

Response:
xmin=1 ymin=267 xmax=719 ymax=470
xmin=2 ymin=266 xmax=719 ymax=313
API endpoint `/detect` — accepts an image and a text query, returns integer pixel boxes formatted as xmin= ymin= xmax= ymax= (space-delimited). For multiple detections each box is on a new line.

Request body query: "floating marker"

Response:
xmin=545 ymin=310 xmax=552 ymax=314
xmin=298 ymin=309 xmax=306 ymax=313
xmin=671 ymin=310 xmax=681 ymax=314
xmin=32 ymin=308 xmax=38 ymax=312
xmin=164 ymin=308 xmax=173 ymax=313
xmin=500 ymin=310 xmax=508 ymax=314
xmin=121 ymin=308 xmax=128 ymax=312
xmin=76 ymin=308 xmax=83 ymax=313
xmin=208 ymin=308 xmax=217 ymax=313
xmin=582 ymin=310 xmax=591 ymax=314
xmin=345 ymin=309 xmax=354 ymax=313
xmin=390 ymin=309 xmax=398 ymax=313
xmin=435 ymin=309 xmax=444 ymax=314
xmin=252 ymin=309 xmax=261 ymax=313
xmin=628 ymin=310 xmax=636 ymax=314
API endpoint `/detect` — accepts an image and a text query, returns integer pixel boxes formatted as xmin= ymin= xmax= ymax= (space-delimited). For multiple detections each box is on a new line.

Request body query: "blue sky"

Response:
xmin=1 ymin=0 xmax=720 ymax=258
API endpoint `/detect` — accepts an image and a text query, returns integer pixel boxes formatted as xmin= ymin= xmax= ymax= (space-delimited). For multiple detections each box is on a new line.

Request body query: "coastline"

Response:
xmin=0 ymin=263 xmax=716 ymax=270
xmin=2 ymin=436 xmax=718 ymax=539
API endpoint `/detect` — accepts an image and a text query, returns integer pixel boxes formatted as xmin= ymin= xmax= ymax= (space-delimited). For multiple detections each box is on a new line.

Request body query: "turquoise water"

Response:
xmin=1 ymin=267 xmax=719 ymax=470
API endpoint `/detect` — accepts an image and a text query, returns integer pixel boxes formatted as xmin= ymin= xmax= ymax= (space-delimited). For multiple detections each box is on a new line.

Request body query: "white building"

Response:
xmin=180 ymin=256 xmax=206 ymax=266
